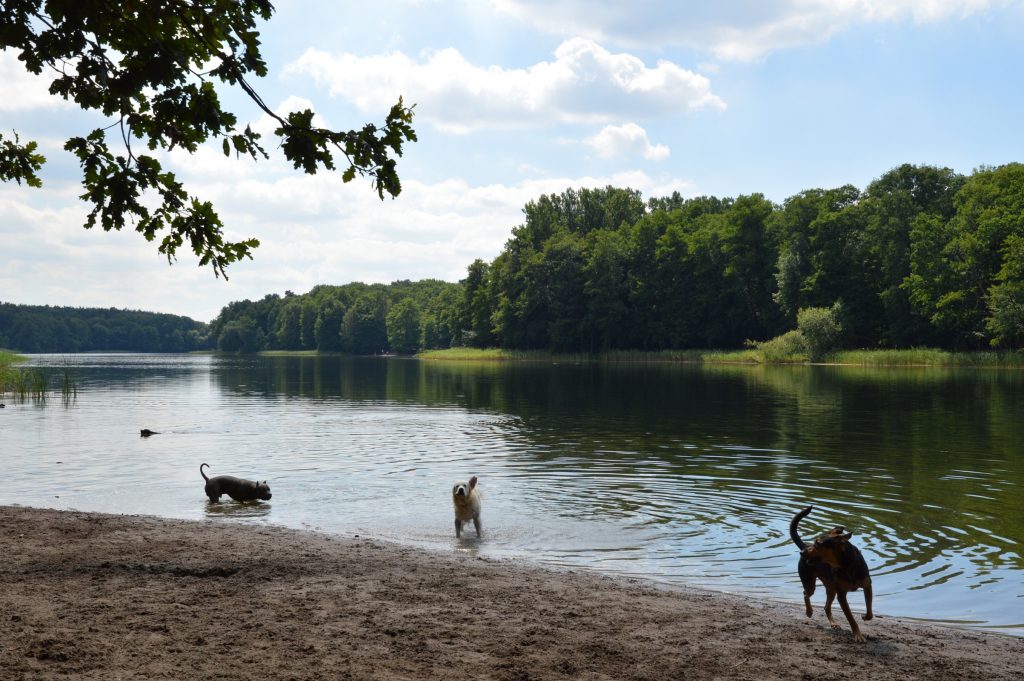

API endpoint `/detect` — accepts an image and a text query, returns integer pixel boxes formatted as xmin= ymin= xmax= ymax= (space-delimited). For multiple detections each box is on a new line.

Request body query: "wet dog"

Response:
xmin=452 ymin=476 xmax=482 ymax=538
xmin=140 ymin=429 xmax=158 ymax=437
xmin=790 ymin=505 xmax=874 ymax=642
xmin=200 ymin=463 xmax=272 ymax=503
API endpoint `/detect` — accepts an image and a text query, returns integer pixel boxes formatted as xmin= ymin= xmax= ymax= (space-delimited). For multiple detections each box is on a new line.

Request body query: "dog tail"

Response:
xmin=790 ymin=505 xmax=813 ymax=550
xmin=200 ymin=463 xmax=210 ymax=482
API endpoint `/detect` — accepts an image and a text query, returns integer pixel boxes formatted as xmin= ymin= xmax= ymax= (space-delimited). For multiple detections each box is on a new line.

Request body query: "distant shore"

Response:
xmin=416 ymin=346 xmax=1024 ymax=367
xmin=1 ymin=505 xmax=1021 ymax=680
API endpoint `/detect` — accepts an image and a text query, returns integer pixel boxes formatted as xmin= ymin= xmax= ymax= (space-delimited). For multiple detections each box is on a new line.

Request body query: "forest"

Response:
xmin=0 ymin=303 xmax=210 ymax=353
xmin=207 ymin=162 xmax=1024 ymax=355
xmin=5 ymin=162 xmax=1024 ymax=355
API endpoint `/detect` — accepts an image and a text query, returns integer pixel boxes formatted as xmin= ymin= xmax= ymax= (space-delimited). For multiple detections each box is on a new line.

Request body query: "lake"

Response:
xmin=2 ymin=353 xmax=1022 ymax=635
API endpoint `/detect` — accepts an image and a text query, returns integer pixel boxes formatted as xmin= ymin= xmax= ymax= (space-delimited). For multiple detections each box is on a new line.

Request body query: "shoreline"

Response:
xmin=2 ymin=505 xmax=1021 ymax=680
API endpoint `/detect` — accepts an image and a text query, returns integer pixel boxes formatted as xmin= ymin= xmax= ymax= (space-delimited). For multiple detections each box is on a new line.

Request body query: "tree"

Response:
xmin=906 ymin=164 xmax=1024 ymax=348
xmin=461 ymin=259 xmax=495 ymax=347
xmin=797 ymin=304 xmax=842 ymax=361
xmin=341 ymin=293 xmax=387 ymax=354
xmin=274 ymin=302 xmax=302 ymax=350
xmin=217 ymin=316 xmax=264 ymax=353
xmin=386 ymin=298 xmax=421 ymax=354
xmin=314 ymin=301 xmax=345 ymax=352
xmin=0 ymin=0 xmax=416 ymax=277
xmin=860 ymin=165 xmax=963 ymax=346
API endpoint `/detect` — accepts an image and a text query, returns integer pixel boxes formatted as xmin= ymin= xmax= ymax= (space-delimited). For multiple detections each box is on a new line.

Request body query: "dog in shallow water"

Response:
xmin=452 ymin=476 xmax=482 ymax=538
xmin=790 ymin=505 xmax=874 ymax=642
xmin=200 ymin=463 xmax=272 ymax=503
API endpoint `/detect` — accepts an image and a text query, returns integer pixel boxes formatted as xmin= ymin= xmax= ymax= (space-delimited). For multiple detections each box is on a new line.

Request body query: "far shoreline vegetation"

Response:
xmin=415 ymin=346 xmax=1024 ymax=367
xmin=4 ymin=163 xmax=1024 ymax=372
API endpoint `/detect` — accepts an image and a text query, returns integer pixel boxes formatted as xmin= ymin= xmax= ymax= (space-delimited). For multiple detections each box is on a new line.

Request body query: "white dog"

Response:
xmin=452 ymin=476 xmax=482 ymax=538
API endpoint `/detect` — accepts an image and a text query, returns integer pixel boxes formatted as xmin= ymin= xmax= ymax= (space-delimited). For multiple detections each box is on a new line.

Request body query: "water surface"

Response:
xmin=2 ymin=354 xmax=1021 ymax=634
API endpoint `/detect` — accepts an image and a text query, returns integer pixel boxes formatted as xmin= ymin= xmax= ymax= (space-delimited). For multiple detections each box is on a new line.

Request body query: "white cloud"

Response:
xmin=284 ymin=38 xmax=724 ymax=133
xmin=486 ymin=0 xmax=1017 ymax=60
xmin=584 ymin=123 xmax=670 ymax=161
xmin=0 ymin=49 xmax=71 ymax=112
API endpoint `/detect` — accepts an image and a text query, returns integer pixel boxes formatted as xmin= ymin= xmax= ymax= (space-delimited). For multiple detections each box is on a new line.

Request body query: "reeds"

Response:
xmin=6 ymin=366 xmax=48 ymax=400
xmin=59 ymin=359 xmax=78 ymax=402
xmin=0 ymin=351 xmax=79 ymax=402
xmin=416 ymin=345 xmax=1024 ymax=367
xmin=833 ymin=348 xmax=1024 ymax=367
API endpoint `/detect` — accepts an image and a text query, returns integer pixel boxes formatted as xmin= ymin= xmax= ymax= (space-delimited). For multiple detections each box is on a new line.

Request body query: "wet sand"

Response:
xmin=1 ymin=505 xmax=1021 ymax=680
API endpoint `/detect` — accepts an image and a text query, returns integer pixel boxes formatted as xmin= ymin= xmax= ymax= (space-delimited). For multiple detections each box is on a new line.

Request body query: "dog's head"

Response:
xmin=255 ymin=481 xmax=272 ymax=501
xmin=452 ymin=476 xmax=478 ymax=501
xmin=802 ymin=526 xmax=852 ymax=566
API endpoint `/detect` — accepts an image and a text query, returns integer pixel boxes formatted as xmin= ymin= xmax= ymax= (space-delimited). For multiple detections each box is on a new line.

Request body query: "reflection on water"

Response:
xmin=2 ymin=353 xmax=1022 ymax=635
xmin=203 ymin=501 xmax=274 ymax=519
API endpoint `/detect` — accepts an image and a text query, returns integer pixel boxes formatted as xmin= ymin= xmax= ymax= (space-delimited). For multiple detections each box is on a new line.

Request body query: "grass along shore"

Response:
xmin=417 ymin=346 xmax=1024 ymax=367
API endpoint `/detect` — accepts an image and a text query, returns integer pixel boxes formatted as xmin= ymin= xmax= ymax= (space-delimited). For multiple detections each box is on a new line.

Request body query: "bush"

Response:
xmin=755 ymin=330 xmax=808 ymax=362
xmin=797 ymin=304 xmax=843 ymax=361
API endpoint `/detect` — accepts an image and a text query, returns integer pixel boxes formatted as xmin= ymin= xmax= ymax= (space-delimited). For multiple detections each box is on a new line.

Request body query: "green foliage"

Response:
xmin=217 ymin=316 xmax=264 ymax=353
xmin=25 ymin=161 xmax=1024 ymax=358
xmin=905 ymin=164 xmax=1024 ymax=348
xmin=341 ymin=293 xmax=387 ymax=354
xmin=0 ymin=132 xmax=45 ymax=187
xmin=386 ymin=298 xmax=421 ymax=354
xmin=754 ymin=330 xmax=808 ymax=363
xmin=0 ymin=0 xmax=415 ymax=277
xmin=314 ymin=301 xmax=345 ymax=352
xmin=0 ymin=302 xmax=210 ymax=352
xmin=797 ymin=304 xmax=843 ymax=361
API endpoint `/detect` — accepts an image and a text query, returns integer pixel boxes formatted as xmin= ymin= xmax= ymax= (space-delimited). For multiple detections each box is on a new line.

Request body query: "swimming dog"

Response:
xmin=140 ymin=429 xmax=158 ymax=437
xmin=790 ymin=505 xmax=874 ymax=642
xmin=452 ymin=476 xmax=482 ymax=538
xmin=200 ymin=463 xmax=272 ymax=503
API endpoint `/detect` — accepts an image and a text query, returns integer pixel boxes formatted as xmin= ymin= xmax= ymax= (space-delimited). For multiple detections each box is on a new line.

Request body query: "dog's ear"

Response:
xmin=841 ymin=532 xmax=852 ymax=540
xmin=469 ymin=476 xmax=478 ymax=489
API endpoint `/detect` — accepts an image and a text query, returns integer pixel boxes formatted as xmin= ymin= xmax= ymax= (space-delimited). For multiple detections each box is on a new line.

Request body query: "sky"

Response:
xmin=3 ymin=0 xmax=1024 ymax=322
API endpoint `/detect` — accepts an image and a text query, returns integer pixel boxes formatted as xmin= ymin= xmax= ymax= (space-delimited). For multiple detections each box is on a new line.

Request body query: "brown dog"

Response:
xmin=200 ymin=463 xmax=272 ymax=503
xmin=790 ymin=505 xmax=874 ymax=642
xmin=451 ymin=476 xmax=482 ymax=538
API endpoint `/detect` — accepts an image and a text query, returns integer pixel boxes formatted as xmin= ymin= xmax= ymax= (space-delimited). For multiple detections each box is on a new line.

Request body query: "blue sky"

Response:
xmin=3 ymin=0 xmax=1024 ymax=322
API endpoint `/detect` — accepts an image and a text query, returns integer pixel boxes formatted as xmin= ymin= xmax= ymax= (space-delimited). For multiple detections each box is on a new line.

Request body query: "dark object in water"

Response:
xmin=140 ymin=429 xmax=159 ymax=437
xmin=200 ymin=463 xmax=272 ymax=502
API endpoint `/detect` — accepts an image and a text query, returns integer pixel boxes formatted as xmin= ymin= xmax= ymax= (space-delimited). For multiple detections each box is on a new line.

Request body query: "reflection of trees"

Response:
xmin=213 ymin=356 xmax=1024 ymax=569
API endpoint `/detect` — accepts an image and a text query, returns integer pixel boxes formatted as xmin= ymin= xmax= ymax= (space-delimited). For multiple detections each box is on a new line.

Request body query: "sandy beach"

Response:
xmin=1 ymin=505 xmax=1021 ymax=680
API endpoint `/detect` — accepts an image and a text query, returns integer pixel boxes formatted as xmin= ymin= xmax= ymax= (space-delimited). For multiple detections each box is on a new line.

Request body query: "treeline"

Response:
xmin=207 ymin=280 xmax=461 ymax=354
xmin=212 ymin=162 xmax=1024 ymax=354
xmin=16 ymin=162 xmax=1021 ymax=355
xmin=0 ymin=303 xmax=211 ymax=353
xmin=457 ymin=163 xmax=1024 ymax=352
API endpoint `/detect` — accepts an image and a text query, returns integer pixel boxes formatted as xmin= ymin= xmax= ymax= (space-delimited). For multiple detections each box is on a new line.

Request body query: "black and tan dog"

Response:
xmin=790 ymin=505 xmax=874 ymax=642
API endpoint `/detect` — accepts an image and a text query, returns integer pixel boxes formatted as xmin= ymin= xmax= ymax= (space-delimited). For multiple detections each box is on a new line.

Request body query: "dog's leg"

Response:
xmin=823 ymin=584 xmax=840 ymax=629
xmin=455 ymin=518 xmax=463 ymax=538
xmin=472 ymin=515 xmax=481 ymax=538
xmin=862 ymin=579 xmax=874 ymax=621
xmin=837 ymin=590 xmax=864 ymax=642
xmin=798 ymin=560 xmax=816 ymax=617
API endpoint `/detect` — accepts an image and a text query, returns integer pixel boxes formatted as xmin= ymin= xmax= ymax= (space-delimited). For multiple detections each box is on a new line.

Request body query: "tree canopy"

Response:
xmin=6 ymin=163 xmax=1024 ymax=355
xmin=0 ymin=0 xmax=416 ymax=276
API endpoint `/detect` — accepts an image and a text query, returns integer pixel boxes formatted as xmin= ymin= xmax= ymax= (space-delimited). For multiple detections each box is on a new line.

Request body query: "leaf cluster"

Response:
xmin=0 ymin=0 xmax=415 ymax=276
